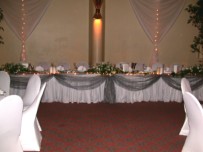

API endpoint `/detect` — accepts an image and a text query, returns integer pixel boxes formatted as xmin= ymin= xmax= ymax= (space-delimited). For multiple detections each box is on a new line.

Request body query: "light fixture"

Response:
xmin=93 ymin=9 xmax=102 ymax=19
xmin=93 ymin=0 xmax=103 ymax=19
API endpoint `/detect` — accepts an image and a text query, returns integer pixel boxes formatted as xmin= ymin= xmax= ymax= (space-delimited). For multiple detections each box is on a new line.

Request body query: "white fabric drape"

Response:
xmin=0 ymin=0 xmax=52 ymax=61
xmin=129 ymin=0 xmax=186 ymax=64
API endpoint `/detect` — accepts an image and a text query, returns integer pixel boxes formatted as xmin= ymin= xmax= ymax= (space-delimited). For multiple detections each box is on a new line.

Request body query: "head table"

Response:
xmin=9 ymin=73 xmax=203 ymax=103
xmin=0 ymin=96 xmax=4 ymax=101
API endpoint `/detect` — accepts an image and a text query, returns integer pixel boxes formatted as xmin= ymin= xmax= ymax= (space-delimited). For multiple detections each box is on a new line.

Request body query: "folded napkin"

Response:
xmin=128 ymin=67 xmax=132 ymax=73
xmin=122 ymin=64 xmax=130 ymax=72
xmin=0 ymin=89 xmax=5 ymax=95
xmin=144 ymin=67 xmax=152 ymax=72
xmin=77 ymin=66 xmax=87 ymax=72
xmin=35 ymin=66 xmax=44 ymax=72
xmin=56 ymin=65 xmax=65 ymax=71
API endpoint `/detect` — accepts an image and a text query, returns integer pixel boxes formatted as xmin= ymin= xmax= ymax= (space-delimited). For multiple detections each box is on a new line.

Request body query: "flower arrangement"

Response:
xmin=87 ymin=62 xmax=122 ymax=75
xmin=0 ymin=63 xmax=32 ymax=74
xmin=171 ymin=64 xmax=203 ymax=77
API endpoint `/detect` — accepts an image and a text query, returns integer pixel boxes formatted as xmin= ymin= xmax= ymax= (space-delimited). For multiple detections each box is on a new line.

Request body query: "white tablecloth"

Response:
xmin=0 ymin=96 xmax=5 ymax=101
xmin=115 ymin=78 xmax=183 ymax=103
xmin=10 ymin=74 xmax=105 ymax=104
xmin=43 ymin=77 xmax=105 ymax=103
xmin=10 ymin=74 xmax=203 ymax=103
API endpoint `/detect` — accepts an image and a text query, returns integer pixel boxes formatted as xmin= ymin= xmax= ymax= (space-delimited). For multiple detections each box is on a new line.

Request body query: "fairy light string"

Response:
xmin=20 ymin=0 xmax=26 ymax=62
xmin=154 ymin=8 xmax=159 ymax=63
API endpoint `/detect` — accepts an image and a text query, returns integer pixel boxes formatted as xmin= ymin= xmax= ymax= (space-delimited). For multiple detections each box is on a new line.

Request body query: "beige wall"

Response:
xmin=0 ymin=0 xmax=90 ymax=68
xmin=105 ymin=0 xmax=198 ymax=67
xmin=0 ymin=0 xmax=198 ymax=67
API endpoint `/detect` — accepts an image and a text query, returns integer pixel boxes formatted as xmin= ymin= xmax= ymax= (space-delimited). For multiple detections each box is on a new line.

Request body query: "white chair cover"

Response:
xmin=181 ymin=78 xmax=192 ymax=93
xmin=36 ymin=62 xmax=51 ymax=71
xmin=151 ymin=63 xmax=163 ymax=71
xmin=182 ymin=92 xmax=203 ymax=152
xmin=135 ymin=63 xmax=144 ymax=71
xmin=57 ymin=62 xmax=70 ymax=71
xmin=0 ymin=71 xmax=10 ymax=96
xmin=122 ymin=63 xmax=130 ymax=72
xmin=23 ymin=74 xmax=42 ymax=132
xmin=171 ymin=64 xmax=182 ymax=73
xmin=0 ymin=95 xmax=23 ymax=152
xmin=20 ymin=82 xmax=46 ymax=151
xmin=23 ymin=74 xmax=41 ymax=108
xmin=76 ymin=61 xmax=89 ymax=70
xmin=116 ymin=62 xmax=130 ymax=72
xmin=179 ymin=78 xmax=192 ymax=136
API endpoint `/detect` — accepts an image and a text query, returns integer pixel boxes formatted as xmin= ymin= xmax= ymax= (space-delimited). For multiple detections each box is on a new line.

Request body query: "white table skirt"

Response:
xmin=43 ymin=77 xmax=105 ymax=103
xmin=115 ymin=77 xmax=203 ymax=103
xmin=115 ymin=78 xmax=183 ymax=103
xmin=10 ymin=75 xmax=105 ymax=104
xmin=10 ymin=74 xmax=203 ymax=103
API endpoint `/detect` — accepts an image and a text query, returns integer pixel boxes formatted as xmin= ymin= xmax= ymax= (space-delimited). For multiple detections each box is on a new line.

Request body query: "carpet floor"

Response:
xmin=33 ymin=102 xmax=186 ymax=152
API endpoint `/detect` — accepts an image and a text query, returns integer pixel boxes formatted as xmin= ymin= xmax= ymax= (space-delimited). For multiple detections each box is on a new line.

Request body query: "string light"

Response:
xmin=20 ymin=0 xmax=26 ymax=62
xmin=153 ymin=8 xmax=159 ymax=61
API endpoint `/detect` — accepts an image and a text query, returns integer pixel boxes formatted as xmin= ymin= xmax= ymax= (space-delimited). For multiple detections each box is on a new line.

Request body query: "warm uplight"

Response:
xmin=94 ymin=18 xmax=102 ymax=24
xmin=93 ymin=19 xmax=102 ymax=36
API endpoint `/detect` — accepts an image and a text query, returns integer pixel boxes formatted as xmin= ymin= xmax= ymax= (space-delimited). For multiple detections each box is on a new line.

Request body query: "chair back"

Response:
xmin=76 ymin=62 xmax=89 ymax=69
xmin=37 ymin=62 xmax=50 ymax=71
xmin=57 ymin=62 xmax=70 ymax=70
xmin=23 ymin=82 xmax=46 ymax=121
xmin=181 ymin=78 xmax=192 ymax=94
xmin=23 ymin=74 xmax=41 ymax=107
xmin=182 ymin=92 xmax=203 ymax=152
xmin=135 ymin=63 xmax=144 ymax=71
xmin=0 ymin=71 xmax=10 ymax=96
xmin=0 ymin=95 xmax=23 ymax=152
xmin=20 ymin=83 xmax=46 ymax=151
xmin=151 ymin=63 xmax=163 ymax=71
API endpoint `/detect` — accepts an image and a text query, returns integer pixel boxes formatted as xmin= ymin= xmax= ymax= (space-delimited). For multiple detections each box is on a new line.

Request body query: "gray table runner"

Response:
xmin=10 ymin=74 xmax=203 ymax=103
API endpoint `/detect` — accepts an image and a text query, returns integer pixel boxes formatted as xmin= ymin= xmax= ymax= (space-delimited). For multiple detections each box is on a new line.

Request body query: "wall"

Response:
xmin=105 ymin=0 xmax=198 ymax=67
xmin=0 ymin=0 xmax=89 ymax=68
xmin=0 ymin=0 xmax=198 ymax=67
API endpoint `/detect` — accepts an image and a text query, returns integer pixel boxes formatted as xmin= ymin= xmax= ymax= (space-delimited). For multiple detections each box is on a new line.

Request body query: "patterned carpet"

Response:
xmin=34 ymin=102 xmax=186 ymax=152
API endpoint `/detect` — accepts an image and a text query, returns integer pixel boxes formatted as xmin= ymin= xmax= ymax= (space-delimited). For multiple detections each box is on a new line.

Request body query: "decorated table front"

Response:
xmin=0 ymin=96 xmax=5 ymax=101
xmin=9 ymin=73 xmax=203 ymax=103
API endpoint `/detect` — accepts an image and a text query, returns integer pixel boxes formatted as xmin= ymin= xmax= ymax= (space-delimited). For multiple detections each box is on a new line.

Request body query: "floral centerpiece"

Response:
xmin=87 ymin=62 xmax=123 ymax=75
xmin=0 ymin=63 xmax=33 ymax=74
xmin=171 ymin=64 xmax=203 ymax=77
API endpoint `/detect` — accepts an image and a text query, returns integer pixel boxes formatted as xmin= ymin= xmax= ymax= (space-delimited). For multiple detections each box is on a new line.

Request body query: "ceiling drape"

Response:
xmin=129 ymin=0 xmax=186 ymax=64
xmin=0 ymin=0 xmax=52 ymax=61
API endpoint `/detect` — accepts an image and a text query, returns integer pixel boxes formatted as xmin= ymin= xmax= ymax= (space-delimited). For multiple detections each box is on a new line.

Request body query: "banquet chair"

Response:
xmin=116 ymin=62 xmax=131 ymax=72
xmin=179 ymin=78 xmax=192 ymax=136
xmin=36 ymin=62 xmax=51 ymax=71
xmin=0 ymin=71 xmax=10 ymax=96
xmin=182 ymin=92 xmax=203 ymax=152
xmin=0 ymin=95 xmax=23 ymax=152
xmin=171 ymin=64 xmax=182 ymax=73
xmin=23 ymin=74 xmax=41 ymax=108
xmin=76 ymin=61 xmax=89 ymax=69
xmin=20 ymin=82 xmax=46 ymax=151
xmin=57 ymin=62 xmax=70 ymax=71
xmin=23 ymin=74 xmax=42 ymax=132
xmin=151 ymin=63 xmax=163 ymax=71
xmin=135 ymin=63 xmax=144 ymax=71
xmin=116 ymin=62 xmax=127 ymax=69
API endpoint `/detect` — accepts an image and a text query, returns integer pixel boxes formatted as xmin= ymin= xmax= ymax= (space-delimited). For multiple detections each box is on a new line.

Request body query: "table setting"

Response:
xmin=1 ymin=62 xmax=203 ymax=103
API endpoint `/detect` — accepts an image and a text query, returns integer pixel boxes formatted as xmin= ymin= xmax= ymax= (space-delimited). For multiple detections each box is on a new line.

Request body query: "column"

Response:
xmin=89 ymin=0 xmax=105 ymax=67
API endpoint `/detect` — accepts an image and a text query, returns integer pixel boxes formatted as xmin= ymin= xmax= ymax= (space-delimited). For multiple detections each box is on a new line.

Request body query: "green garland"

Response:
xmin=87 ymin=62 xmax=123 ymax=75
xmin=0 ymin=63 xmax=31 ymax=74
xmin=171 ymin=65 xmax=203 ymax=77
